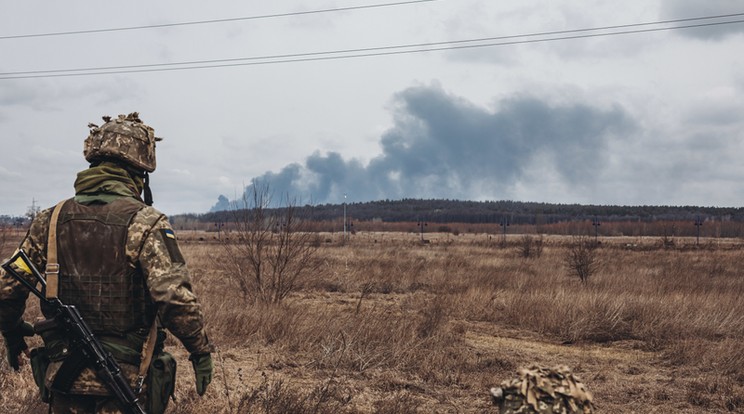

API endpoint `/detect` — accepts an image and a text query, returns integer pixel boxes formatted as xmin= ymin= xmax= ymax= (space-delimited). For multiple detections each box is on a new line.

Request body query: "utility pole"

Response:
xmin=694 ymin=216 xmax=703 ymax=245
xmin=500 ymin=217 xmax=509 ymax=245
xmin=343 ymin=193 xmax=347 ymax=242
xmin=592 ymin=216 xmax=601 ymax=244
xmin=418 ymin=219 xmax=427 ymax=242
xmin=26 ymin=198 xmax=41 ymax=221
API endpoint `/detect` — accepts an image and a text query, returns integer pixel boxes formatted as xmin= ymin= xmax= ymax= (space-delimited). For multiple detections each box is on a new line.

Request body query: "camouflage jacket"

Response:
xmin=0 ymin=164 xmax=213 ymax=394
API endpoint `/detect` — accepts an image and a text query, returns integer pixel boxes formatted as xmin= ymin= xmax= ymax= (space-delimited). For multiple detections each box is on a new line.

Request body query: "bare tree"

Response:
xmin=564 ymin=236 xmax=599 ymax=284
xmin=217 ymin=182 xmax=321 ymax=304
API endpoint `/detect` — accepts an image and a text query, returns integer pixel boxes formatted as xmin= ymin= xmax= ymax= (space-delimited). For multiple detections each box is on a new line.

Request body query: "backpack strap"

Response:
xmin=45 ymin=200 xmax=68 ymax=299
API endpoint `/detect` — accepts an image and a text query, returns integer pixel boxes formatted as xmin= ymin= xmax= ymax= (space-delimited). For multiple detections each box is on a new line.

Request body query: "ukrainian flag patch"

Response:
xmin=160 ymin=229 xmax=185 ymax=263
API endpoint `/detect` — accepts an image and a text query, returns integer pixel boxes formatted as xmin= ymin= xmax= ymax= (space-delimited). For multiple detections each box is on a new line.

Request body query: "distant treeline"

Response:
xmin=0 ymin=215 xmax=26 ymax=227
xmin=179 ymin=198 xmax=744 ymax=225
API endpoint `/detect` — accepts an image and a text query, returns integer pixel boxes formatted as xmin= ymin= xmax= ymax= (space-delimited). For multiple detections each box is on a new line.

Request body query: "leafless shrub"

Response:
xmin=658 ymin=233 xmax=675 ymax=249
xmin=564 ymin=236 xmax=599 ymax=283
xmin=517 ymin=234 xmax=544 ymax=258
xmin=217 ymin=182 xmax=321 ymax=304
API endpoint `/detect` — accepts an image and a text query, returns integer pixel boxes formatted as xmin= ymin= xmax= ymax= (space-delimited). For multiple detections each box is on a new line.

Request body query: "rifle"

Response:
xmin=1 ymin=249 xmax=146 ymax=414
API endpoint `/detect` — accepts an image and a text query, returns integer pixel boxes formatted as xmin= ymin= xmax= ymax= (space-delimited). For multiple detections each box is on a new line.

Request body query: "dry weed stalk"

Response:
xmin=216 ymin=348 xmax=234 ymax=414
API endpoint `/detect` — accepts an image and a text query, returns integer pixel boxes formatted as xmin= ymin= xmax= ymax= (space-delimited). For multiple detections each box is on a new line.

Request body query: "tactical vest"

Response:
xmin=41 ymin=197 xmax=152 ymax=335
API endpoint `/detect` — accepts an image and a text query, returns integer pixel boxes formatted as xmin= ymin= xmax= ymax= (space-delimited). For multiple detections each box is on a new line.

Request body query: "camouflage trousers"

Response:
xmin=50 ymin=392 xmax=147 ymax=414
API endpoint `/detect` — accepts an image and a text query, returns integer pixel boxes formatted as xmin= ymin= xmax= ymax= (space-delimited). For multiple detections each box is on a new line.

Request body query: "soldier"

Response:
xmin=0 ymin=113 xmax=214 ymax=413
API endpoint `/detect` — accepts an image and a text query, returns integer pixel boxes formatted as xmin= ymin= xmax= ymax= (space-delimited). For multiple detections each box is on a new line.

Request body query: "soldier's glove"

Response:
xmin=189 ymin=353 xmax=213 ymax=396
xmin=1 ymin=321 xmax=34 ymax=371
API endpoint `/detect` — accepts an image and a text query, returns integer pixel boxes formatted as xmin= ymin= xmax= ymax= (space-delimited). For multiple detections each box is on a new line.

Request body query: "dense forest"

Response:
xmin=6 ymin=200 xmax=742 ymax=238
xmin=185 ymin=198 xmax=744 ymax=225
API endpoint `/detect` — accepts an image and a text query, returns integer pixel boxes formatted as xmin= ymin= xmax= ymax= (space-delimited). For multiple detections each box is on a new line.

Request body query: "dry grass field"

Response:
xmin=2 ymin=230 xmax=744 ymax=413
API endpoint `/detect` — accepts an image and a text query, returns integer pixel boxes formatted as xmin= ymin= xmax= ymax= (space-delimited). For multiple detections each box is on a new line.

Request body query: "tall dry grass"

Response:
xmin=2 ymin=233 xmax=744 ymax=412
xmin=184 ymin=235 xmax=744 ymax=412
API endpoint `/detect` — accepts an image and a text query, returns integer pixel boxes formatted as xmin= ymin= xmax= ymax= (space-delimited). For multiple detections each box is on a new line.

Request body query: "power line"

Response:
xmin=4 ymin=12 xmax=743 ymax=77
xmin=0 ymin=0 xmax=439 ymax=40
xmin=1 ymin=15 xmax=743 ymax=80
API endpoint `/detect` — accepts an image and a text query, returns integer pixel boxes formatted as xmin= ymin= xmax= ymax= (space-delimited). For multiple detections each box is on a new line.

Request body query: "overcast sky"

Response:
xmin=1 ymin=0 xmax=743 ymax=216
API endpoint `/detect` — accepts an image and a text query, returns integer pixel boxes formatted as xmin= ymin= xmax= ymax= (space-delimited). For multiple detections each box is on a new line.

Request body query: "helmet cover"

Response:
xmin=84 ymin=112 xmax=161 ymax=172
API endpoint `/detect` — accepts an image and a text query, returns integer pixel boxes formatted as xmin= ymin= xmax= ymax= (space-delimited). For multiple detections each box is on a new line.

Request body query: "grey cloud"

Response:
xmin=0 ymin=82 xmax=46 ymax=110
xmin=660 ymin=0 xmax=744 ymax=40
xmin=600 ymin=116 xmax=744 ymax=206
xmin=214 ymin=84 xmax=635 ymax=210
xmin=682 ymin=87 xmax=744 ymax=128
xmin=686 ymin=102 xmax=744 ymax=126
xmin=0 ymin=80 xmax=140 ymax=116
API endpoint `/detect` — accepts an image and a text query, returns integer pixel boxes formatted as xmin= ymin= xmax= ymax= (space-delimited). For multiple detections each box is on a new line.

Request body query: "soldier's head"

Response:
xmin=84 ymin=112 xmax=161 ymax=173
xmin=84 ymin=112 xmax=162 ymax=205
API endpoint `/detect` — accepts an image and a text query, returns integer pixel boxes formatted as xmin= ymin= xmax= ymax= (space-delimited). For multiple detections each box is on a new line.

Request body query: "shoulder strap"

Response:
xmin=45 ymin=199 xmax=68 ymax=299
xmin=132 ymin=206 xmax=164 ymax=394
xmin=135 ymin=318 xmax=159 ymax=394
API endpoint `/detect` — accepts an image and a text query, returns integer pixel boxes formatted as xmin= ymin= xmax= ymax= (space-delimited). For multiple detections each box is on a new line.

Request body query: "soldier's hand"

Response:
xmin=1 ymin=321 xmax=34 ymax=371
xmin=189 ymin=353 xmax=213 ymax=396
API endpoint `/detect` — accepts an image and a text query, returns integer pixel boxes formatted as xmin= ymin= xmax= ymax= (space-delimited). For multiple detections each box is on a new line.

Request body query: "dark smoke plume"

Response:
xmin=213 ymin=84 xmax=634 ymax=210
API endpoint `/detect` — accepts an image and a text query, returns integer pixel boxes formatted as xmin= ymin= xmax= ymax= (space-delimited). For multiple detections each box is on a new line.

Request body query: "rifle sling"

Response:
xmin=45 ymin=199 xmax=68 ymax=299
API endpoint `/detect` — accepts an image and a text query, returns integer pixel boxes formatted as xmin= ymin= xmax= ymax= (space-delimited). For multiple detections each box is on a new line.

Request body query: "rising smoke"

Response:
xmin=212 ymin=84 xmax=634 ymax=211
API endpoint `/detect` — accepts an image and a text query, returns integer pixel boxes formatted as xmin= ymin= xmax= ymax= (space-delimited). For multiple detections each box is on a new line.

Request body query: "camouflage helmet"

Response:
xmin=490 ymin=365 xmax=594 ymax=413
xmin=84 ymin=112 xmax=162 ymax=172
